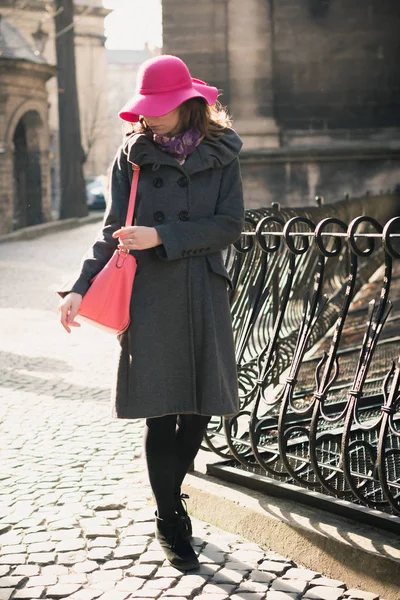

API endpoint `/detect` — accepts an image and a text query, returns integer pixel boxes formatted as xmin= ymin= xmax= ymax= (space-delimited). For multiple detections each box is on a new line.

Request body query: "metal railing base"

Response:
xmin=208 ymin=461 xmax=400 ymax=535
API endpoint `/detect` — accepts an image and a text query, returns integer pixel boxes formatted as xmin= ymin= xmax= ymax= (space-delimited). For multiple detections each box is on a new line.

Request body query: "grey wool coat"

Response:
xmin=61 ymin=128 xmax=245 ymax=419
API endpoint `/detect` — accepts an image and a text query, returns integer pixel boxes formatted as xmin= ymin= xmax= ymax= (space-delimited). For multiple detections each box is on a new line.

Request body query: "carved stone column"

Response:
xmin=228 ymin=0 xmax=280 ymax=149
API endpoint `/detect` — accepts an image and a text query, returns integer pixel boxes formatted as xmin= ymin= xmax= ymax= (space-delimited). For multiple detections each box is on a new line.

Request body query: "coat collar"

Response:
xmin=123 ymin=128 xmax=242 ymax=177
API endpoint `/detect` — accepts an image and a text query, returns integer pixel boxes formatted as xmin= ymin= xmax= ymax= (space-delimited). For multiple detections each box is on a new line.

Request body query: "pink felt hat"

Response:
xmin=118 ymin=55 xmax=219 ymax=122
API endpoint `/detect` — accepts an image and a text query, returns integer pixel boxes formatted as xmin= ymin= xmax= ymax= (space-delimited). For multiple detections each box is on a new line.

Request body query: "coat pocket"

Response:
xmin=206 ymin=253 xmax=233 ymax=289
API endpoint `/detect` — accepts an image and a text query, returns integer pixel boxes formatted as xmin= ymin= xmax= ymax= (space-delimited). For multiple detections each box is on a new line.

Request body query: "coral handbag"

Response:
xmin=77 ymin=164 xmax=140 ymax=335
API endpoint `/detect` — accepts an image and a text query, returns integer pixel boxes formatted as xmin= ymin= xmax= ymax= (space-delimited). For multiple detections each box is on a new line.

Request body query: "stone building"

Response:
xmin=0 ymin=17 xmax=56 ymax=235
xmin=0 ymin=0 xmax=109 ymax=232
xmin=163 ymin=0 xmax=400 ymax=206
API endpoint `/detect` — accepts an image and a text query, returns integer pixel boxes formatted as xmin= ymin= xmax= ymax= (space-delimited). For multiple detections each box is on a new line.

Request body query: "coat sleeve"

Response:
xmin=57 ymin=149 xmax=130 ymax=298
xmin=154 ymin=157 xmax=244 ymax=261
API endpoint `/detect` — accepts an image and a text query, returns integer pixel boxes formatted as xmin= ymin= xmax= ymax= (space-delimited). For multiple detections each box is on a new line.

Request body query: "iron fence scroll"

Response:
xmin=204 ymin=195 xmax=400 ymax=518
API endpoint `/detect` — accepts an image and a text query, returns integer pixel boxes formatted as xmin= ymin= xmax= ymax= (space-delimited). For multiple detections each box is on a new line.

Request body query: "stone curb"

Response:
xmin=183 ymin=466 xmax=400 ymax=600
xmin=0 ymin=213 xmax=103 ymax=245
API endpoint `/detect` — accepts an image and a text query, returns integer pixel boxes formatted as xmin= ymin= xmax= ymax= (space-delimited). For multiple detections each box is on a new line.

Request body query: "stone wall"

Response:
xmin=273 ymin=0 xmax=400 ymax=130
xmin=0 ymin=60 xmax=55 ymax=234
xmin=162 ymin=0 xmax=400 ymax=207
xmin=162 ymin=0 xmax=230 ymax=101
xmin=1 ymin=1 xmax=110 ymax=185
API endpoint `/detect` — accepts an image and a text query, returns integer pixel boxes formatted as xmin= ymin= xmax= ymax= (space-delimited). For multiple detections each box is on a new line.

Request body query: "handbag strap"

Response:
xmin=125 ymin=163 xmax=140 ymax=227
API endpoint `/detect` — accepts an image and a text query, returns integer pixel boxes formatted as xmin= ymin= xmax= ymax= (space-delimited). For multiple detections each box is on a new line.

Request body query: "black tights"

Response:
xmin=144 ymin=414 xmax=211 ymax=520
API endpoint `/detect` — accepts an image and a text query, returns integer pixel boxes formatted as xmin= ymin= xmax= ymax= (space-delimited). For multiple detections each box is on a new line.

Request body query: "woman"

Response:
xmin=58 ymin=54 xmax=244 ymax=570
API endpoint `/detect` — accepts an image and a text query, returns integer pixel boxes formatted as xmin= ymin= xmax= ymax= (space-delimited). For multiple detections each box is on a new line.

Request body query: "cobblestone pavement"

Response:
xmin=0 ymin=224 xmax=381 ymax=600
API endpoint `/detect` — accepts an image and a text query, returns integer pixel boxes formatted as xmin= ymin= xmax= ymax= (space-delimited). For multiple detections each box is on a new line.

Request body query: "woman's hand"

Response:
xmin=112 ymin=226 xmax=162 ymax=251
xmin=58 ymin=292 xmax=83 ymax=334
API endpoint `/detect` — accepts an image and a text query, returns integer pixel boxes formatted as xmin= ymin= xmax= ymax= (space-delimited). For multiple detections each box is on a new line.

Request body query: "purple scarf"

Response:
xmin=152 ymin=129 xmax=203 ymax=165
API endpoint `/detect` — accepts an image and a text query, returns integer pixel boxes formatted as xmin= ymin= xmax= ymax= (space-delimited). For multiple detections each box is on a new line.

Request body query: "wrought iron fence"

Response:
xmin=204 ymin=193 xmax=400 ymax=519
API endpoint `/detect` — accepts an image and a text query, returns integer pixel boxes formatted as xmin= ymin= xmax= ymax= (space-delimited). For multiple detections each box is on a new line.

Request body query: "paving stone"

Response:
xmin=271 ymin=578 xmax=309 ymax=594
xmin=96 ymin=593 xmax=131 ymax=600
xmin=88 ymin=547 xmax=114 ymax=561
xmin=313 ymin=578 xmax=346 ymax=588
xmin=119 ymin=536 xmax=149 ymax=546
xmin=129 ymin=507 xmax=156 ymax=522
xmin=95 ymin=590 xmax=131 ymax=600
xmin=264 ymin=552 xmax=291 ymax=562
xmin=115 ymin=545 xmax=149 ymax=560
xmin=73 ymin=560 xmax=100 ymax=574
xmin=164 ymin=584 xmax=206 ymax=596
xmin=237 ymin=580 xmax=270 ymax=593
xmin=51 ymin=529 xmax=82 ymax=541
xmin=143 ymin=578 xmax=175 ymax=591
xmin=92 ymin=569 xmax=124 ymax=583
xmin=258 ymin=561 xmax=292 ymax=576
xmin=194 ymin=595 xmax=229 ymax=600
xmin=45 ymin=583 xmax=83 ymax=597
xmin=224 ymin=559 xmax=254 ymax=571
xmin=13 ymin=565 xmax=40 ymax=576
xmin=343 ymin=591 xmax=379 ymax=600
xmin=88 ymin=537 xmax=118 ymax=549
xmin=0 ymin=552 xmax=28 ymax=566
xmin=111 ymin=518 xmax=133 ymax=529
xmin=26 ymin=574 xmax=58 ymax=587
xmin=154 ymin=565 xmax=185 ymax=578
xmin=57 ymin=550 xmax=88 ymax=565
xmin=229 ymin=550 xmax=265 ymax=565
xmin=129 ymin=589 xmax=164 ymax=598
xmin=0 ymin=566 xmax=11 ymax=577
xmin=47 ymin=519 xmax=79 ymax=530
xmin=198 ymin=553 xmax=226 ymax=565
xmin=264 ymin=592 xmax=299 ymax=600
xmin=63 ymin=591 xmax=102 ymax=600
xmin=15 ymin=517 xmax=46 ymax=529
xmin=101 ymin=559 xmax=133 ymax=570
xmin=85 ymin=527 xmax=116 ymax=538
xmin=211 ymin=568 xmax=247 ymax=584
xmin=0 ymin=553 xmax=26 ymax=565
xmin=28 ymin=548 xmax=57 ymax=566
xmin=114 ymin=577 xmax=146 ymax=592
xmin=231 ymin=594 xmax=265 ymax=600
xmin=0 ymin=576 xmax=28 ymax=588
xmin=27 ymin=541 xmax=56 ymax=553
xmin=13 ymin=587 xmax=45 ymax=599
xmin=125 ymin=563 xmax=158 ymax=578
xmin=202 ymin=583 xmax=238 ymax=594
xmin=138 ymin=550 xmax=166 ymax=564
xmin=56 ymin=538 xmax=86 ymax=552
xmin=123 ymin=522 xmax=155 ymax=536
xmin=93 ymin=512 xmax=120 ymax=520
xmin=304 ymin=587 xmax=346 ymax=600
xmin=24 ymin=532 xmax=51 ymax=544
xmin=58 ymin=574 xmax=88 ymax=584
xmin=249 ymin=569 xmax=276 ymax=584
xmin=0 ymin=532 xmax=23 ymax=545
xmin=0 ymin=590 xmax=14 ymax=600
xmin=0 ymin=544 xmax=27 ymax=555
xmin=41 ymin=565 xmax=69 ymax=576
xmin=283 ymin=567 xmax=319 ymax=581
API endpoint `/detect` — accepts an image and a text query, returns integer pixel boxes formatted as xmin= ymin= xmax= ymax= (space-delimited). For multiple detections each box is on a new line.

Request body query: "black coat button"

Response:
xmin=153 ymin=177 xmax=163 ymax=188
xmin=154 ymin=211 xmax=165 ymax=222
xmin=178 ymin=177 xmax=189 ymax=188
xmin=179 ymin=210 xmax=190 ymax=221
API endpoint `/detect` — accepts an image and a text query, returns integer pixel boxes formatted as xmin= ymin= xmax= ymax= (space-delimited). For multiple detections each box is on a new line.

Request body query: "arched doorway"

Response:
xmin=12 ymin=111 xmax=43 ymax=230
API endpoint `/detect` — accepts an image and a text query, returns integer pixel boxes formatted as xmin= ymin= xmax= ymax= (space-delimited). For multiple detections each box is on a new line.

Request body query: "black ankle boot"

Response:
xmin=156 ymin=515 xmax=199 ymax=570
xmin=175 ymin=493 xmax=193 ymax=540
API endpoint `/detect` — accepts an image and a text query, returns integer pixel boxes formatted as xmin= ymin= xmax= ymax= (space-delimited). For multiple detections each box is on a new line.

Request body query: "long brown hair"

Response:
xmin=127 ymin=98 xmax=232 ymax=140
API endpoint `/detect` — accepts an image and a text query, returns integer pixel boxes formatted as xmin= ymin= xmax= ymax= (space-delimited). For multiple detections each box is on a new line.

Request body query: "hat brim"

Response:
xmin=118 ymin=80 xmax=219 ymax=123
